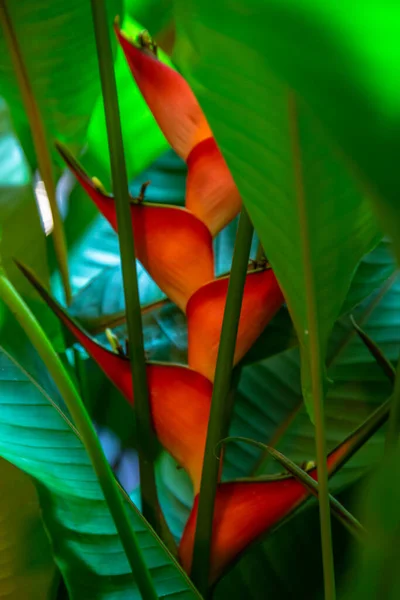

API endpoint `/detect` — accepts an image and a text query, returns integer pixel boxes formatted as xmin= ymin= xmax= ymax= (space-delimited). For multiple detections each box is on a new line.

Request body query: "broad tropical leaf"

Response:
xmin=0 ymin=457 xmax=56 ymax=599
xmin=0 ymin=322 xmax=202 ymax=599
xmin=228 ymin=1 xmax=400 ymax=264
xmin=173 ymin=0 xmax=380 ymax=416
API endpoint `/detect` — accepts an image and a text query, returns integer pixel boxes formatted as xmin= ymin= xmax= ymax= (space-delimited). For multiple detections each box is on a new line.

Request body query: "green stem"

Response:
xmin=255 ymin=239 xmax=265 ymax=263
xmin=288 ymin=91 xmax=336 ymax=600
xmin=191 ymin=207 xmax=254 ymax=595
xmin=386 ymin=362 xmax=400 ymax=452
xmin=90 ymin=0 xmax=162 ymax=533
xmin=0 ymin=0 xmax=71 ymax=305
xmin=0 ymin=271 xmax=157 ymax=600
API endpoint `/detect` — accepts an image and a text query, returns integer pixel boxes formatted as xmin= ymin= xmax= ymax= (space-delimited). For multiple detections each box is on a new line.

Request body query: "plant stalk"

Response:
xmin=0 ymin=271 xmax=157 ymax=600
xmin=90 ymin=0 xmax=162 ymax=533
xmin=191 ymin=207 xmax=254 ymax=595
xmin=386 ymin=362 xmax=400 ymax=451
xmin=288 ymin=91 xmax=336 ymax=600
xmin=0 ymin=0 xmax=71 ymax=305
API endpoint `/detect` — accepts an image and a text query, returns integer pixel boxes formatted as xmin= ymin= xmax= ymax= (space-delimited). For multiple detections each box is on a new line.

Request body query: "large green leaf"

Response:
xmin=0 ymin=0 xmax=123 ymax=169
xmin=222 ymin=1 xmax=400 ymax=264
xmin=0 ymin=323 xmax=201 ymax=599
xmin=173 ymin=0 xmax=380 ymax=416
xmin=0 ymin=457 xmax=56 ymax=599
xmin=224 ymin=269 xmax=400 ymax=487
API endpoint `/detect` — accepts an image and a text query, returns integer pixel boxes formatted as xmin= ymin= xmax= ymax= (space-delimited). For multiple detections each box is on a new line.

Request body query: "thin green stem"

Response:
xmin=386 ymin=362 xmax=400 ymax=452
xmin=288 ymin=91 xmax=335 ymax=600
xmin=191 ymin=207 xmax=254 ymax=595
xmin=255 ymin=239 xmax=265 ymax=263
xmin=0 ymin=271 xmax=157 ymax=600
xmin=90 ymin=0 xmax=162 ymax=533
xmin=0 ymin=0 xmax=71 ymax=305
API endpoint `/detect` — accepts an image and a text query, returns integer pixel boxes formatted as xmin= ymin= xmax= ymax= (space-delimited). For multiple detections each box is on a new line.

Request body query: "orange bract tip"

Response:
xmin=186 ymin=138 xmax=242 ymax=235
xmin=187 ymin=269 xmax=284 ymax=381
xmin=115 ymin=24 xmax=212 ymax=159
xmin=179 ymin=477 xmax=308 ymax=583
xmin=179 ymin=437 xmax=356 ymax=582
xmin=58 ymin=148 xmax=215 ymax=312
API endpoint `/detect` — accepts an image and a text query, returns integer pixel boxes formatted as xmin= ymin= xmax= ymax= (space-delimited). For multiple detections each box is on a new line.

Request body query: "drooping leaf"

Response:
xmin=173 ymin=0 xmax=381 ymax=416
xmin=0 ymin=457 xmax=56 ymax=599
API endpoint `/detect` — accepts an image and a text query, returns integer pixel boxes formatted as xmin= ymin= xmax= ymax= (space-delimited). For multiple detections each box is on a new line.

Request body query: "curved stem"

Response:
xmin=90 ymin=0 xmax=163 ymax=535
xmin=0 ymin=270 xmax=157 ymax=600
xmin=0 ymin=0 xmax=71 ymax=305
xmin=191 ymin=207 xmax=254 ymax=596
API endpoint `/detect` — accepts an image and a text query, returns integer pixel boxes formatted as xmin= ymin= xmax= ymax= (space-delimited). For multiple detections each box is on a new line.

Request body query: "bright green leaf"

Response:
xmin=173 ymin=0 xmax=381 ymax=417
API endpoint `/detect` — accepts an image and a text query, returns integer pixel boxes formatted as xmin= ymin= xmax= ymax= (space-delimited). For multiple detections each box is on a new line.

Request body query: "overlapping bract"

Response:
xmin=116 ymin=25 xmax=241 ymax=236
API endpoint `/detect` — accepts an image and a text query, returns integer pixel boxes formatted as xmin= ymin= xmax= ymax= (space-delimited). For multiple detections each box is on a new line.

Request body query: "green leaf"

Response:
xmin=223 ymin=1 xmax=400 ymax=264
xmin=0 ymin=0 xmax=123 ymax=169
xmin=0 ymin=326 xmax=201 ymax=599
xmin=0 ymin=457 xmax=56 ymax=599
xmin=0 ymin=98 xmax=48 ymax=295
xmin=173 ymin=0 xmax=381 ymax=417
xmin=343 ymin=443 xmax=400 ymax=599
xmin=225 ymin=271 xmax=400 ymax=486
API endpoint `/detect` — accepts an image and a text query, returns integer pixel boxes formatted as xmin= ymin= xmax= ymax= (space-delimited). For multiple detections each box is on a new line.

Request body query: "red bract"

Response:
xmin=179 ymin=441 xmax=354 ymax=583
xmin=57 ymin=144 xmax=214 ymax=312
xmin=115 ymin=25 xmax=242 ymax=235
xmin=18 ymin=264 xmax=212 ymax=493
xmin=188 ymin=269 xmax=284 ymax=380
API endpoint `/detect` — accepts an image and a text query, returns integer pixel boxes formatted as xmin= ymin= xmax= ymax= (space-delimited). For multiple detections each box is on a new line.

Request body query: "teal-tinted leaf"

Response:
xmin=0 ymin=328 xmax=201 ymax=599
xmin=174 ymin=0 xmax=380 ymax=416
xmin=0 ymin=0 xmax=123 ymax=168
xmin=0 ymin=458 xmax=56 ymax=599
xmin=225 ymin=272 xmax=400 ymax=487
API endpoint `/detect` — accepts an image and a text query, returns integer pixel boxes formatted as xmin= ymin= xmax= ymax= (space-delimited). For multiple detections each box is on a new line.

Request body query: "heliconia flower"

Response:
xmin=115 ymin=25 xmax=242 ymax=236
xmin=56 ymin=143 xmax=214 ymax=313
xmin=17 ymin=263 xmax=212 ymax=493
xmin=179 ymin=436 xmax=363 ymax=583
xmin=187 ymin=269 xmax=284 ymax=381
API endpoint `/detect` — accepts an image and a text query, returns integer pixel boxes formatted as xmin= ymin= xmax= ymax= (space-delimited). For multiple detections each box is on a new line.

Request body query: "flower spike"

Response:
xmin=17 ymin=262 xmax=212 ymax=492
xmin=56 ymin=142 xmax=214 ymax=312
xmin=179 ymin=398 xmax=391 ymax=583
xmin=115 ymin=26 xmax=242 ymax=235
xmin=187 ymin=268 xmax=284 ymax=381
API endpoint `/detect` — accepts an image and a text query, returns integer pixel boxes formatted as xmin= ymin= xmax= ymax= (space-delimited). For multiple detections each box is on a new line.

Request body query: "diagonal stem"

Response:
xmin=191 ymin=207 xmax=254 ymax=596
xmin=0 ymin=0 xmax=71 ymax=304
xmin=0 ymin=270 xmax=157 ymax=599
xmin=89 ymin=0 xmax=163 ymax=536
